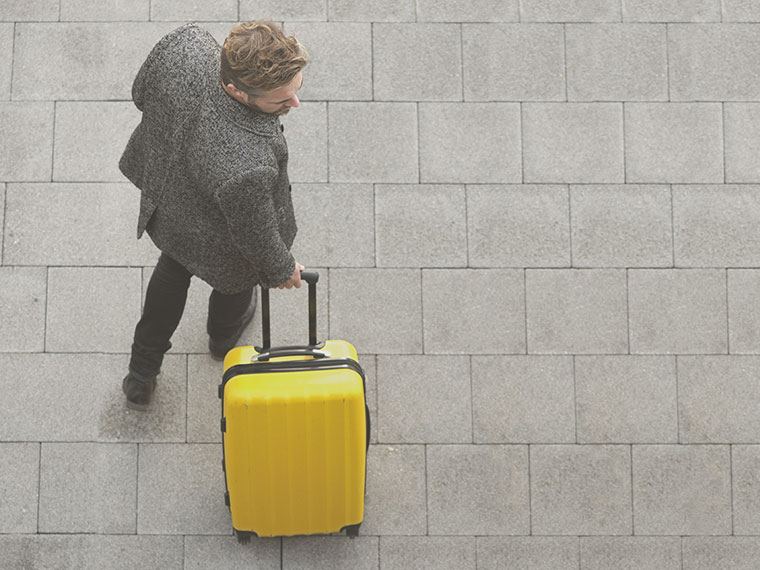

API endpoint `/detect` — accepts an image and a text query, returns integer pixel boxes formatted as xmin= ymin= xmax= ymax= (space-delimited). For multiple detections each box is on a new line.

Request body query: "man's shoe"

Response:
xmin=209 ymin=299 xmax=257 ymax=361
xmin=122 ymin=373 xmax=156 ymax=411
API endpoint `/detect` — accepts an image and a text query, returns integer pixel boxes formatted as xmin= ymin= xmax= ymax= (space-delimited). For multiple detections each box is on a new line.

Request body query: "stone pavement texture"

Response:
xmin=3 ymin=1 xmax=760 ymax=568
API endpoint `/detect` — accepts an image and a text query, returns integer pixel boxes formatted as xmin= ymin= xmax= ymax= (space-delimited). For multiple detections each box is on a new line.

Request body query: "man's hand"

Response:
xmin=277 ymin=261 xmax=305 ymax=289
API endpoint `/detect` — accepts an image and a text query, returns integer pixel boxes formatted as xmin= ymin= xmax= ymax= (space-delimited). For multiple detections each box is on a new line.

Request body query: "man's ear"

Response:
xmin=222 ymin=82 xmax=238 ymax=96
xmin=222 ymin=82 xmax=249 ymax=104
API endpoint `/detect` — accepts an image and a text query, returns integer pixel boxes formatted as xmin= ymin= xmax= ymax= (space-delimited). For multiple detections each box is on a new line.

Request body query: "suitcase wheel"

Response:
xmin=344 ymin=524 xmax=360 ymax=539
xmin=235 ymin=530 xmax=254 ymax=544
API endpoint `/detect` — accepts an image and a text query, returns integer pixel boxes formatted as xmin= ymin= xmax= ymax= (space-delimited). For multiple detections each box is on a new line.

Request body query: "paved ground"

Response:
xmin=3 ymin=0 xmax=760 ymax=568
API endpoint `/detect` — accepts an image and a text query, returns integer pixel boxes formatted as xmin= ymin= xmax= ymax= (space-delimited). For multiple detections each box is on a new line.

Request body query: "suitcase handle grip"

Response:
xmin=300 ymin=271 xmax=319 ymax=285
xmin=261 ymin=270 xmax=319 ymax=349
xmin=252 ymin=346 xmax=330 ymax=362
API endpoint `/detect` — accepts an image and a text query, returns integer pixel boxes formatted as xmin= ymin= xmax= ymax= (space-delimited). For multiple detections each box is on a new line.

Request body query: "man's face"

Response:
xmin=246 ymin=71 xmax=303 ymax=116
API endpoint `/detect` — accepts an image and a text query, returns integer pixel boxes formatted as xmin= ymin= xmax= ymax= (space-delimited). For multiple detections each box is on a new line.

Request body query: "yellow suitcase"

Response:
xmin=219 ymin=272 xmax=369 ymax=542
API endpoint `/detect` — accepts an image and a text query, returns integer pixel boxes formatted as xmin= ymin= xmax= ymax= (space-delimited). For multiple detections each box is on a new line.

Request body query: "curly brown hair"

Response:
xmin=220 ymin=21 xmax=308 ymax=98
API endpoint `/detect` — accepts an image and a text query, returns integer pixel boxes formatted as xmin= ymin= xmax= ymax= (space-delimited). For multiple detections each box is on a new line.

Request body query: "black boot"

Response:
xmin=209 ymin=296 xmax=257 ymax=361
xmin=122 ymin=373 xmax=156 ymax=411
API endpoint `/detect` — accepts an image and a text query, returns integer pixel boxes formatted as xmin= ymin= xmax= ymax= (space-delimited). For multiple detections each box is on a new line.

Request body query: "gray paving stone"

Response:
xmin=523 ymin=103 xmax=624 ymax=183
xmin=683 ymin=537 xmax=760 ymax=570
xmin=726 ymin=104 xmax=760 ymax=183
xmin=61 ymin=0 xmax=150 ymax=20
xmin=623 ymin=0 xmax=721 ymax=22
xmin=329 ymin=269 xmax=422 ymax=354
xmin=729 ymin=270 xmax=760 ymax=353
xmin=0 ymin=24 xmax=12 ymax=99
xmin=576 ymin=356 xmax=678 ymax=444
xmin=525 ymin=269 xmax=628 ymax=354
xmin=566 ymin=24 xmax=668 ymax=101
xmin=0 ymin=184 xmax=3 ymax=258
xmin=380 ymin=537 xmax=476 ymax=570
xmin=284 ymin=23 xmax=371 ymax=101
xmin=100 ymin=356 xmax=189 ymax=443
xmin=467 ymin=185 xmax=570 ymax=267
xmin=38 ymin=443 xmax=137 ymax=533
xmin=328 ymin=0 xmax=415 ymax=21
xmin=520 ymin=0 xmax=622 ymax=22
xmin=188 ymin=355 xmax=224 ymax=443
xmin=628 ymin=269 xmax=727 ymax=354
xmin=374 ymin=24 xmax=462 ymax=101
xmin=280 ymin=102 xmax=328 ymax=183
xmin=53 ymin=102 xmax=140 ymax=182
xmin=674 ymin=185 xmax=760 ymax=267
xmin=723 ymin=1 xmax=760 ymax=21
xmin=462 ymin=24 xmax=565 ymax=101
xmin=632 ymin=445 xmax=731 ymax=535
xmin=328 ymin=103 xmax=418 ymax=183
xmin=427 ymin=445 xmax=530 ymax=535
xmin=570 ymin=185 xmax=672 ymax=268
xmin=732 ymin=446 xmax=760 ymax=534
xmin=283 ymin=536 xmax=378 ymax=569
xmin=0 ymin=186 xmax=3 ymax=258
xmin=423 ymin=269 xmax=525 ymax=354
xmin=12 ymin=22 xmax=176 ymax=100
xmin=531 ymin=445 xmax=632 ymax=535
xmin=679 ymin=357 xmax=760 ymax=443
xmin=0 ymin=266 xmax=46 ymax=352
xmin=0 ymin=0 xmax=58 ymax=21
xmin=0 ymin=353 xmax=187 ymax=442
xmin=4 ymin=183 xmax=159 ymax=266
xmin=377 ymin=355 xmax=471 ymax=443
xmin=363 ymin=445 xmax=426 ymax=535
xmin=0 ymin=102 xmax=54 ymax=181
xmin=184 ymin=535 xmax=281 ymax=570
xmin=580 ymin=537 xmax=681 ymax=570
xmin=138 ymin=443 xmax=230 ymax=534
xmin=0 ymin=535 xmax=184 ymax=570
xmin=240 ymin=0 xmax=326 ymax=21
xmin=418 ymin=0 xmax=519 ymax=22
xmin=471 ymin=356 xmax=575 ymax=443
xmin=625 ymin=104 xmax=723 ymax=183
xmin=201 ymin=22 xmax=241 ymax=47
xmin=477 ymin=537 xmax=579 ymax=570
xmin=150 ymin=0 xmax=237 ymax=21
xmin=376 ymin=185 xmax=467 ymax=267
xmin=419 ymin=103 xmax=521 ymax=183
xmin=670 ymin=24 xmax=760 ymax=100
xmin=291 ymin=184 xmax=374 ymax=267
xmin=0 ymin=443 xmax=39 ymax=533
xmin=46 ymin=267 xmax=141 ymax=353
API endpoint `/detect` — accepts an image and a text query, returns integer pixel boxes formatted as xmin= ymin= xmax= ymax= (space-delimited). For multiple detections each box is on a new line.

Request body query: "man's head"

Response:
xmin=220 ymin=21 xmax=308 ymax=115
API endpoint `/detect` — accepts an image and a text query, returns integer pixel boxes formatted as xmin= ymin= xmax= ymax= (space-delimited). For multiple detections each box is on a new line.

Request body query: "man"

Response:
xmin=119 ymin=21 xmax=308 ymax=411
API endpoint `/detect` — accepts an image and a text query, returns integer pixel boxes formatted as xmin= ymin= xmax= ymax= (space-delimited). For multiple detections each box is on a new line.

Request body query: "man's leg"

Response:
xmin=207 ymin=286 xmax=256 ymax=360
xmin=124 ymin=252 xmax=192 ymax=410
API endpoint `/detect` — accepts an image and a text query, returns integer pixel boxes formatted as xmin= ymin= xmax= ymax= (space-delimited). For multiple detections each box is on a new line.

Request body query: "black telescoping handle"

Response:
xmin=261 ymin=270 xmax=319 ymax=350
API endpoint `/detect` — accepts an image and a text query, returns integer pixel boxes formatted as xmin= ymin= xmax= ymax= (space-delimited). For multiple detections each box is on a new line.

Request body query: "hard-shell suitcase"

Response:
xmin=219 ymin=272 xmax=369 ymax=542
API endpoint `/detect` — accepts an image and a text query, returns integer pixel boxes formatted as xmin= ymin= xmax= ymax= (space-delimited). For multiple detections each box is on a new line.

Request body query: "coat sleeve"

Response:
xmin=214 ymin=169 xmax=296 ymax=289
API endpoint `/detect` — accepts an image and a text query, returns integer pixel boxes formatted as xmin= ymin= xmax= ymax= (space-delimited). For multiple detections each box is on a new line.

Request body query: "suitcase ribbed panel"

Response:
xmin=222 ymin=345 xmax=366 ymax=538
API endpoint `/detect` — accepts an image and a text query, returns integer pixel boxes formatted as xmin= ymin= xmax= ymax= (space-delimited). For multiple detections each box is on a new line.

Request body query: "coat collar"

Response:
xmin=206 ymin=50 xmax=281 ymax=137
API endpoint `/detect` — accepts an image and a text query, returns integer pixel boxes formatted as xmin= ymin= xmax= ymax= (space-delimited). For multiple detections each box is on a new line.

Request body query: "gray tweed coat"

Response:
xmin=119 ymin=24 xmax=297 ymax=294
